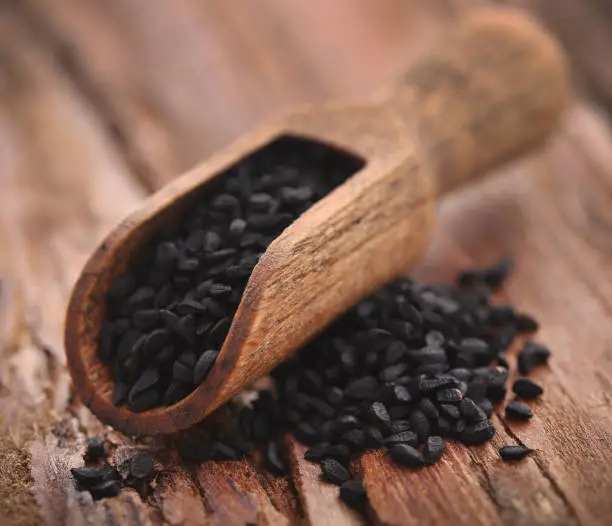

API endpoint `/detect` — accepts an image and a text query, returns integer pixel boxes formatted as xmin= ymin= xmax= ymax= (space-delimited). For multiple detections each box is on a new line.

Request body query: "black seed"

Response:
xmin=322 ymin=459 xmax=351 ymax=485
xmin=108 ymin=274 xmax=136 ymax=301
xmin=173 ymin=360 xmax=194 ymax=384
xmin=143 ymin=328 xmax=171 ymax=355
xmin=409 ymin=409 xmax=430 ymax=441
xmin=179 ymin=441 xmax=214 ymax=462
xmin=418 ymin=398 xmax=440 ymax=420
xmin=129 ymin=367 xmax=160 ymax=402
xmin=193 ymin=350 xmax=219 ymax=384
xmin=423 ymin=436 xmax=446 ymax=464
xmin=389 ymin=420 xmax=412 ymax=434
xmin=264 ymin=441 xmax=288 ymax=476
xmin=478 ymin=398 xmax=494 ymax=418
xmin=326 ymin=386 xmax=345 ymax=406
xmin=211 ymin=441 xmax=240 ymax=461
xmin=229 ymin=218 xmax=247 ymax=236
xmin=383 ymin=431 xmax=419 ymax=447
xmin=439 ymin=404 xmax=461 ymax=420
xmin=163 ymin=381 xmax=192 ymax=406
xmin=512 ymin=378 xmax=543 ymax=399
xmin=379 ymin=363 xmax=408 ymax=382
xmin=294 ymin=422 xmax=320 ymax=446
xmin=71 ymin=465 xmax=116 ymax=485
xmin=518 ymin=341 xmax=550 ymax=375
xmin=339 ymin=479 xmax=367 ymax=510
xmin=130 ymin=452 xmax=154 ymax=479
xmin=499 ymin=445 xmax=532 ymax=461
xmin=334 ymin=415 xmax=360 ymax=434
xmin=436 ymin=417 xmax=452 ymax=435
xmin=86 ymin=437 xmax=105 ymax=462
xmin=388 ymin=444 xmax=425 ymax=468
xmin=127 ymin=388 xmax=160 ymax=413
xmin=368 ymin=402 xmax=391 ymax=428
xmin=460 ymin=338 xmax=488 ymax=355
xmin=437 ymin=388 xmax=463 ymax=403
xmin=386 ymin=341 xmax=408 ymax=363
xmin=459 ymin=421 xmax=496 ymax=445
xmin=505 ymin=400 xmax=533 ymax=421
xmin=328 ymin=444 xmax=351 ymax=465
xmin=391 ymin=385 xmax=413 ymax=404
xmin=483 ymin=258 xmax=513 ymax=289
xmin=417 ymin=375 xmax=457 ymax=393
xmin=459 ymin=397 xmax=487 ymax=422
xmin=516 ymin=313 xmax=539 ymax=333
xmin=112 ymin=382 xmax=129 ymax=406
xmin=486 ymin=367 xmax=509 ymax=402
xmin=89 ymin=480 xmax=122 ymax=500
xmin=363 ymin=426 xmax=384 ymax=448
xmin=305 ymin=442 xmax=333 ymax=462
xmin=342 ymin=429 xmax=367 ymax=451
xmin=127 ymin=287 xmax=155 ymax=311
xmin=345 ymin=376 xmax=378 ymax=400
xmin=388 ymin=405 xmax=411 ymax=419
xmin=448 ymin=368 xmax=471 ymax=382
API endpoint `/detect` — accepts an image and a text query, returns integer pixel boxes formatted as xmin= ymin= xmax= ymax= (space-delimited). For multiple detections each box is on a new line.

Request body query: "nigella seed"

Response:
xmin=339 ymin=480 xmax=367 ymax=511
xmin=211 ymin=441 xmax=240 ymax=461
xmin=459 ymin=421 xmax=496 ymax=445
xmin=409 ymin=409 xmax=430 ymax=441
xmin=326 ymin=386 xmax=345 ymax=406
xmin=388 ymin=420 xmax=412 ymax=434
xmin=345 ymin=376 xmax=378 ymax=400
xmin=112 ymin=382 xmax=129 ymax=406
xmin=89 ymin=480 xmax=122 ymax=500
xmin=193 ymin=350 xmax=219 ymax=384
xmin=499 ymin=445 xmax=532 ymax=461
xmin=264 ymin=441 xmax=288 ymax=476
xmin=388 ymin=444 xmax=425 ymax=468
xmin=162 ymin=381 xmax=191 ymax=406
xmin=363 ymin=426 xmax=384 ymax=448
xmin=342 ymin=429 xmax=367 ymax=451
xmin=505 ymin=400 xmax=533 ymax=421
xmin=130 ymin=452 xmax=154 ymax=479
xmin=305 ymin=442 xmax=332 ymax=462
xmin=383 ymin=431 xmax=419 ymax=447
xmin=418 ymin=398 xmax=440 ymax=420
xmin=513 ymin=378 xmax=543 ymax=399
xmin=436 ymin=388 xmax=463 ymax=403
xmin=478 ymin=398 xmax=494 ymax=418
xmin=127 ymin=388 xmax=160 ymax=413
xmin=173 ymin=360 xmax=194 ymax=384
xmin=459 ymin=397 xmax=487 ymax=422
xmin=367 ymin=402 xmax=391 ymax=428
xmin=294 ymin=422 xmax=320 ymax=446
xmin=518 ymin=341 xmax=550 ymax=375
xmin=128 ymin=367 xmax=160 ymax=402
xmin=85 ymin=437 xmax=105 ymax=462
xmin=321 ymin=459 xmax=351 ymax=485
xmin=423 ymin=436 xmax=446 ymax=464
xmin=71 ymin=465 xmax=116 ymax=485
xmin=516 ymin=313 xmax=539 ymax=333
xmin=439 ymin=404 xmax=461 ymax=420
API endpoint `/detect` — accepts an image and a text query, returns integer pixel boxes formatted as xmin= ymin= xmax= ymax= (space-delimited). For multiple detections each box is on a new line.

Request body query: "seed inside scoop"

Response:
xmin=100 ymin=137 xmax=365 ymax=411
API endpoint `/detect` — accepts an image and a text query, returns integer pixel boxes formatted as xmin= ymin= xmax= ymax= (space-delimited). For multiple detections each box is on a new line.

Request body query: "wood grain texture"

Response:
xmin=0 ymin=0 xmax=611 ymax=525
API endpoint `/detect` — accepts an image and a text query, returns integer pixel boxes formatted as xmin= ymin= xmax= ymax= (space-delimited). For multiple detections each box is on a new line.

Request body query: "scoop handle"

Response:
xmin=388 ymin=7 xmax=570 ymax=195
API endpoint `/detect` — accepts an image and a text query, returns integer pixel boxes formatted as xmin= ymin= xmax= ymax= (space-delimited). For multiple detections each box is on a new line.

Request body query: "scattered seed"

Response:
xmin=86 ymin=437 xmax=105 ymax=462
xmin=423 ymin=436 xmax=446 ymax=464
xmin=505 ymin=401 xmax=534 ymax=421
xmin=130 ymin=452 xmax=154 ymax=479
xmin=499 ymin=445 xmax=532 ymax=461
xmin=322 ymin=459 xmax=351 ymax=485
xmin=388 ymin=444 xmax=425 ymax=468
xmin=513 ymin=378 xmax=543 ymax=399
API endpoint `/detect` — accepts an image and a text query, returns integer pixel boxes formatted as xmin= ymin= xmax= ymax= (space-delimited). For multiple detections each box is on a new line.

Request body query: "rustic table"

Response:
xmin=0 ymin=1 xmax=611 ymax=525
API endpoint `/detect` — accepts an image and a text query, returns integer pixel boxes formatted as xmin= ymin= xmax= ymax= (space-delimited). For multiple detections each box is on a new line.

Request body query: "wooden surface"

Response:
xmin=0 ymin=0 xmax=611 ymax=525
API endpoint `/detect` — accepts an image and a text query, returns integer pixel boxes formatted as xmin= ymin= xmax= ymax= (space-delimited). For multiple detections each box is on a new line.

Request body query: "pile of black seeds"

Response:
xmin=100 ymin=137 xmax=364 ymax=412
xmin=71 ymin=437 xmax=156 ymax=500
xmin=174 ymin=260 xmax=549 ymax=512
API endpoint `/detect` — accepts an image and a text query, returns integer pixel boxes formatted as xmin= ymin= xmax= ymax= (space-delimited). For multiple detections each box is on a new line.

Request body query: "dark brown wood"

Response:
xmin=64 ymin=7 xmax=568 ymax=436
xmin=1 ymin=1 xmax=612 ymax=525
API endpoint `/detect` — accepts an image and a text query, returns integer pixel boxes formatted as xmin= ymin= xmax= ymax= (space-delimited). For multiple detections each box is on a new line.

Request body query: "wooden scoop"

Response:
xmin=65 ymin=8 xmax=569 ymax=436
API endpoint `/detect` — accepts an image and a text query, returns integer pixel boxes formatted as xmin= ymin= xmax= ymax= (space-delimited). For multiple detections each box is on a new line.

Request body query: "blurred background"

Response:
xmin=2 ymin=1 xmax=612 ymax=525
